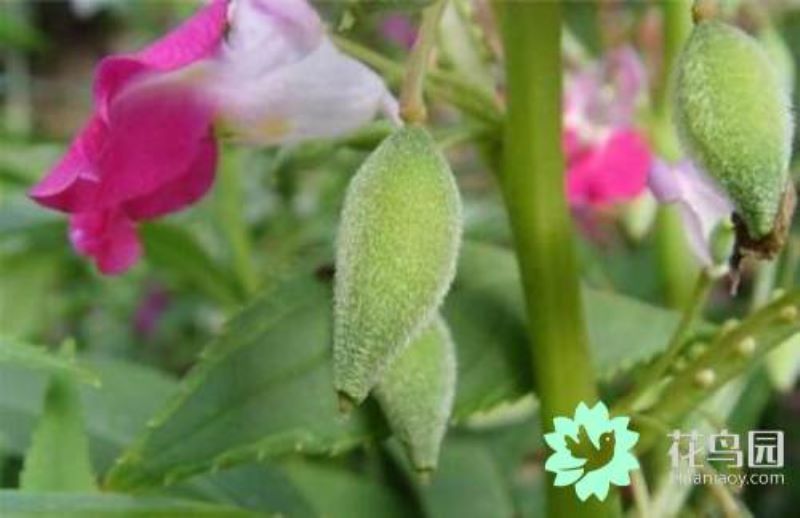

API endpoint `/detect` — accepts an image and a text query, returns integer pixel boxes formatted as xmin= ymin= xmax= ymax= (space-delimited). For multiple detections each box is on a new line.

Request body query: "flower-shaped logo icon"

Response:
xmin=544 ymin=401 xmax=640 ymax=501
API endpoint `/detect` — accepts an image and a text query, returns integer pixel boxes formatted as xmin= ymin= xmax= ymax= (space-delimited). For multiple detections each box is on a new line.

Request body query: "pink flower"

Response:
xmin=564 ymin=47 xmax=652 ymax=207
xmin=380 ymin=15 xmax=418 ymax=49
xmin=30 ymin=0 xmax=397 ymax=275
xmin=649 ymin=159 xmax=733 ymax=266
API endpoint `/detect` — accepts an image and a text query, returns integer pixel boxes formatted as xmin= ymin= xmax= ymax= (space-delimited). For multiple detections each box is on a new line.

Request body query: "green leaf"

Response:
xmin=19 ymin=371 xmax=96 ymax=492
xmin=447 ymin=242 xmax=683 ymax=415
xmin=0 ymin=359 xmax=178 ymax=474
xmin=444 ymin=243 xmax=531 ymax=419
xmin=169 ymin=464 xmax=316 ymax=517
xmin=0 ymin=338 xmax=98 ymax=385
xmin=0 ymin=254 xmax=59 ymax=339
xmin=106 ymin=274 xmax=386 ymax=491
xmin=140 ymin=223 xmax=243 ymax=307
xmin=104 ymin=242 xmax=682 ymax=491
xmin=280 ymin=460 xmax=414 ymax=518
xmin=585 ymin=286 xmax=685 ymax=378
xmin=399 ymin=439 xmax=516 ymax=518
xmin=0 ymin=491 xmax=257 ymax=517
xmin=0 ymin=13 xmax=46 ymax=51
xmin=172 ymin=459 xmax=419 ymax=517
xmin=0 ymin=202 xmax=62 ymax=240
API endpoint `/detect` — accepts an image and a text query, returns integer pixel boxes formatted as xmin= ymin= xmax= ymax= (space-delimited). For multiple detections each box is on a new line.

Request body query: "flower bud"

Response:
xmin=709 ymin=217 xmax=735 ymax=266
xmin=675 ymin=20 xmax=793 ymax=241
xmin=334 ymin=127 xmax=462 ymax=404
xmin=375 ymin=316 xmax=456 ymax=473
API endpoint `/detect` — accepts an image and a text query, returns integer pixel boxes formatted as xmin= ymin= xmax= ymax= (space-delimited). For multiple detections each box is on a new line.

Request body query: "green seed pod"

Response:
xmin=675 ymin=20 xmax=793 ymax=240
xmin=375 ymin=316 xmax=456 ymax=473
xmin=334 ymin=127 xmax=462 ymax=405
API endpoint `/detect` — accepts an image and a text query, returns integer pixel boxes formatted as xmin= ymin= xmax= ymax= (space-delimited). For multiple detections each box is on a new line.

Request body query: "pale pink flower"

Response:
xmin=30 ymin=0 xmax=397 ymax=274
xmin=649 ymin=159 xmax=733 ymax=266
xmin=564 ymin=47 xmax=652 ymax=207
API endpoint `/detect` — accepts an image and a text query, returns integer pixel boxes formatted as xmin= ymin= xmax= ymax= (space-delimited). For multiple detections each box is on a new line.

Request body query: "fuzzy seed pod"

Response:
xmin=375 ymin=316 xmax=456 ymax=473
xmin=334 ymin=127 xmax=462 ymax=404
xmin=675 ymin=20 xmax=794 ymax=240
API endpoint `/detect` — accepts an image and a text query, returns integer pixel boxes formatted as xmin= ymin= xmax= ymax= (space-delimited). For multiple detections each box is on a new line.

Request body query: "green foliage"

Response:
xmin=334 ymin=127 xmax=462 ymax=404
xmin=0 ymin=491 xmax=257 ymax=518
xmin=0 ymin=255 xmax=59 ymax=339
xmin=19 ymin=368 xmax=96 ymax=492
xmin=140 ymin=223 xmax=244 ymax=307
xmin=676 ymin=20 xmax=793 ymax=238
xmin=0 ymin=338 xmax=98 ymax=385
xmin=106 ymin=274 xmax=386 ymax=491
xmin=280 ymin=460 xmax=414 ymax=518
xmin=0 ymin=14 xmax=46 ymax=52
xmin=453 ymin=242 xmax=683 ymax=383
xmin=0 ymin=359 xmax=177 ymax=473
xmin=402 ymin=439 xmax=516 ymax=518
xmin=170 ymin=460 xmax=418 ymax=517
xmin=97 ymin=241 xmax=686 ymax=492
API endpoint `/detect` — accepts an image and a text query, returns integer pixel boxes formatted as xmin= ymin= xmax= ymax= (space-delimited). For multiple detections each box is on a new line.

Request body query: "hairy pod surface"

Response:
xmin=333 ymin=126 xmax=462 ymax=404
xmin=675 ymin=20 xmax=794 ymax=239
xmin=375 ymin=316 xmax=456 ymax=473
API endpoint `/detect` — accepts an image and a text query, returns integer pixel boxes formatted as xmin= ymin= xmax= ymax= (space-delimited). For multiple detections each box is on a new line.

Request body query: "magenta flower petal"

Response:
xmin=94 ymin=84 xmax=215 ymax=209
xmin=93 ymin=0 xmax=229 ymax=116
xmin=649 ymin=159 xmax=733 ymax=265
xmin=123 ymin=136 xmax=217 ymax=220
xmin=32 ymin=0 xmax=398 ymax=276
xmin=28 ymin=117 xmax=105 ymax=212
xmin=567 ymin=129 xmax=651 ymax=206
xmin=70 ymin=209 xmax=142 ymax=275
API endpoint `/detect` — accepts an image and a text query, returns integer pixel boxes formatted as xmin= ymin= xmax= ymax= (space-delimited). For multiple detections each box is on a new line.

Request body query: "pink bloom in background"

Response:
xmin=564 ymin=47 xmax=652 ymax=208
xmin=649 ymin=159 xmax=733 ymax=266
xmin=134 ymin=285 xmax=171 ymax=338
xmin=380 ymin=14 xmax=418 ymax=49
xmin=30 ymin=0 xmax=397 ymax=275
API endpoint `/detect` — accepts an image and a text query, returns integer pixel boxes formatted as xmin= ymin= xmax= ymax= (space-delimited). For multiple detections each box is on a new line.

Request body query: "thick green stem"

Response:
xmin=500 ymin=3 xmax=615 ymax=517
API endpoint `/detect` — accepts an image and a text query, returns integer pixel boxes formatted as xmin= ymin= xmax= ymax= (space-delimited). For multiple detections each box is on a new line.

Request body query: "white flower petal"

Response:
xmin=649 ymin=159 xmax=733 ymax=265
xmin=214 ymin=38 xmax=398 ymax=145
xmin=223 ymin=0 xmax=322 ymax=79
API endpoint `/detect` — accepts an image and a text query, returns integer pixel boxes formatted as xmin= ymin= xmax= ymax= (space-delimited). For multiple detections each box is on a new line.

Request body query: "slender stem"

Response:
xmin=698 ymin=464 xmax=741 ymax=517
xmin=3 ymin=1 xmax=33 ymax=136
xmin=630 ymin=470 xmax=651 ymax=518
xmin=779 ymin=237 xmax=800 ymax=289
xmin=750 ymin=260 xmax=778 ymax=311
xmin=332 ymin=35 xmax=501 ymax=125
xmin=500 ymin=4 xmax=616 ymax=517
xmin=616 ymin=269 xmax=713 ymax=413
xmin=399 ymin=0 xmax=448 ymax=124
xmin=216 ymin=149 xmax=258 ymax=296
xmin=633 ymin=289 xmax=800 ymax=453
xmin=650 ymin=0 xmax=698 ymax=308
xmin=652 ymin=0 xmax=693 ymax=124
